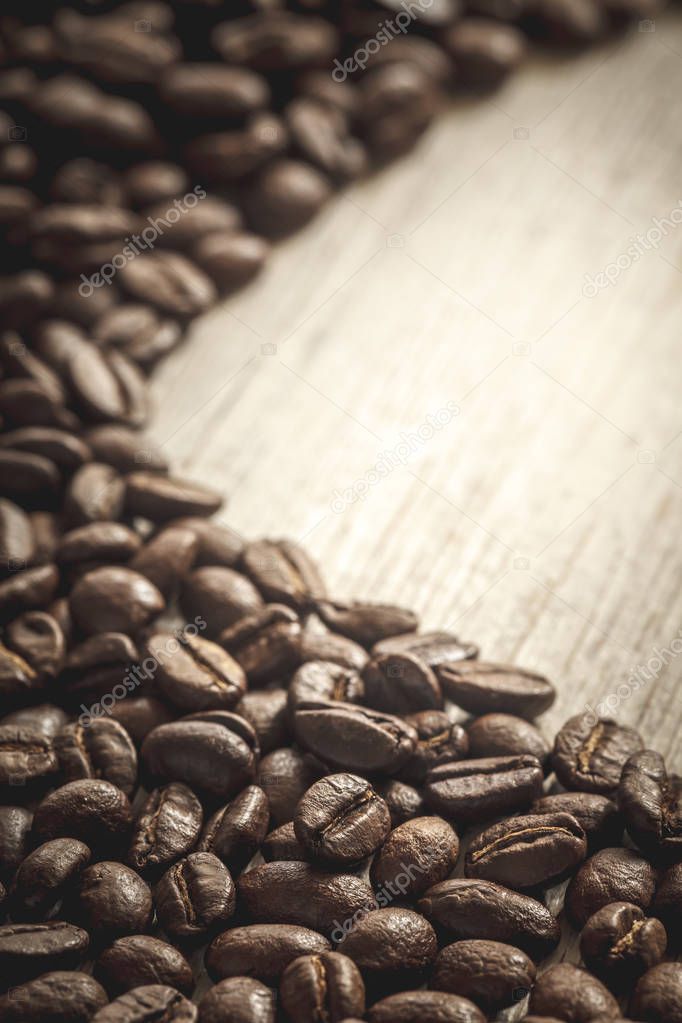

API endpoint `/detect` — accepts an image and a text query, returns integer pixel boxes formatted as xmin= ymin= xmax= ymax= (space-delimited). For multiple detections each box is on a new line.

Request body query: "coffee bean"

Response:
xmin=437 ymin=661 xmax=555 ymax=719
xmin=85 ymin=425 xmax=168 ymax=475
xmin=580 ymin=901 xmax=667 ymax=986
xmin=280 ymin=951 xmax=365 ymax=1023
xmin=185 ymin=113 xmax=287 ymax=185
xmin=619 ymin=749 xmax=682 ymax=861
xmin=0 ymin=427 xmax=90 ymax=476
xmin=466 ymin=811 xmax=587 ymax=889
xmin=552 ymin=713 xmax=643 ymax=794
xmin=529 ymin=963 xmax=621 ymax=1022
xmin=238 ymin=860 xmax=375 ymax=937
xmin=160 ymin=64 xmax=269 ymax=119
xmin=119 ymin=252 xmax=217 ymax=318
xmin=425 ymin=754 xmax=544 ymax=823
xmin=565 ymin=847 xmax=658 ymax=928
xmin=443 ymin=19 xmax=526 ymax=87
xmin=32 ymin=779 xmax=132 ymax=849
xmin=55 ymin=718 xmax=138 ymax=796
xmin=419 ymin=877 xmax=561 ymax=959
xmin=199 ymin=785 xmax=269 ymax=872
xmin=2 ymin=703 xmax=68 ymax=740
xmin=64 ymin=463 xmax=125 ymax=526
xmin=467 ymin=712 xmax=549 ymax=763
xmin=372 ymin=630 xmax=478 ymax=667
xmin=300 ymin=617 xmax=369 ymax=671
xmin=212 ymin=10 xmax=338 ymax=70
xmin=124 ymin=163 xmax=189 ymax=209
xmin=630 ymin=962 xmax=682 ymax=1023
xmin=142 ymin=197 xmax=242 ymax=252
xmin=206 ymin=923 xmax=330 ymax=984
xmin=336 ymin=908 xmax=437 ymax=982
xmin=362 ymin=652 xmax=442 ymax=715
xmin=92 ymin=985 xmax=198 ymax=1023
xmin=128 ymin=783 xmax=203 ymax=875
xmin=371 ymin=817 xmax=459 ymax=899
xmin=0 ymin=641 xmax=43 ymax=704
xmin=9 ymin=838 xmax=90 ymax=921
xmin=0 ymin=449 xmax=60 ymax=507
xmin=73 ymin=861 xmax=153 ymax=942
xmin=61 ymin=631 xmax=139 ymax=705
xmin=124 ymin=472 xmax=222 ymax=523
xmin=258 ymin=746 xmax=324 ymax=825
xmin=432 ymin=938 xmax=536 ymax=1015
xmin=149 ymin=632 xmax=246 ymax=713
xmin=94 ymin=304 xmax=183 ymax=370
xmin=110 ymin=697 xmax=174 ymax=747
xmin=262 ymin=822 xmax=308 ymax=862
xmin=398 ymin=711 xmax=469 ymax=783
xmin=154 ymin=851 xmax=235 ymax=941
xmin=69 ymin=566 xmax=164 ymax=637
xmin=181 ymin=566 xmax=264 ymax=637
xmin=0 ymin=970 xmax=108 ymax=1023
xmin=236 ymin=689 xmax=290 ymax=753
xmin=360 ymin=63 xmax=439 ymax=159
xmin=0 ymin=921 xmax=89 ymax=988
xmin=376 ymin=779 xmax=426 ymax=826
xmin=315 ymin=600 xmax=418 ymax=649
xmin=241 ymin=539 xmax=325 ymax=611
xmin=173 ymin=517 xmax=243 ymax=568
xmin=191 ymin=230 xmax=270 ymax=294
xmin=130 ymin=525 xmax=198 ymax=599
xmin=66 ymin=346 xmax=148 ymax=428
xmin=0 ymin=564 xmax=59 ymax=623
xmin=57 ymin=523 xmax=141 ymax=570
xmin=197 ymin=977 xmax=275 ymax=1023
xmin=0 ymin=725 xmax=58 ymax=790
xmin=367 ymin=990 xmax=486 ymax=1023
xmin=653 ymin=862 xmax=682 ymax=943
xmin=0 ymin=499 xmax=35 ymax=577
xmin=294 ymin=702 xmax=417 ymax=774
xmin=531 ymin=792 xmax=624 ymax=850
xmin=289 ymin=660 xmax=364 ymax=711
xmin=95 ymin=935 xmax=193 ymax=996
xmin=294 ymin=773 xmax=391 ymax=865
xmin=0 ymin=805 xmax=33 ymax=883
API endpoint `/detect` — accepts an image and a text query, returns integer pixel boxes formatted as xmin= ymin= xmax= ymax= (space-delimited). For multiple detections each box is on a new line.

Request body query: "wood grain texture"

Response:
xmin=150 ymin=10 xmax=682 ymax=773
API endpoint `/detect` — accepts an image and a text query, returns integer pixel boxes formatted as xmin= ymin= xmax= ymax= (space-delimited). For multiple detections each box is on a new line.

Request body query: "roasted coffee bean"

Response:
xmin=124 ymin=163 xmax=189 ymax=209
xmin=93 ymin=304 xmax=183 ymax=369
xmin=238 ymin=860 xmax=375 ymax=937
xmin=316 ymin=600 xmax=418 ymax=649
xmin=529 ymin=963 xmax=621 ymax=1021
xmin=96 ymin=935 xmax=193 ymax=996
xmin=1 ymin=703 xmax=68 ymax=740
xmin=173 ymin=517 xmax=243 ymax=568
xmin=280 ymin=951 xmax=365 ymax=1023
xmin=32 ymin=779 xmax=133 ymax=849
xmin=285 ymin=98 xmax=366 ymax=182
xmin=360 ymin=63 xmax=439 ymax=160
xmin=376 ymin=779 xmax=426 ymax=826
xmin=125 ymin=472 xmax=222 ymax=523
xmin=0 ymin=564 xmax=59 ymax=623
xmin=262 ymin=821 xmax=308 ymax=862
xmin=377 ymin=630 xmax=477 ymax=667
xmin=425 ymin=754 xmax=544 ymax=823
xmin=288 ymin=660 xmax=364 ymax=711
xmin=192 ymin=232 xmax=270 ymax=293
xmin=565 ymin=847 xmax=658 ymax=928
xmin=580 ymin=901 xmax=667 ymax=985
xmin=630 ymin=962 xmax=682 ymax=1023
xmin=466 ymin=811 xmax=587 ymax=889
xmin=467 ymin=712 xmax=549 ymax=763
xmin=367 ymin=990 xmax=486 ymax=1023
xmin=199 ymin=785 xmax=269 ymax=872
xmin=92 ymin=985 xmax=198 ymax=1023
xmin=552 ymin=713 xmax=643 ymax=793
xmin=0 ymin=921 xmax=89 ymax=988
xmin=149 ymin=632 xmax=246 ymax=713
xmin=154 ymin=851 xmax=235 ymax=941
xmin=619 ymin=749 xmax=682 ymax=860
xmin=258 ymin=746 xmax=324 ymax=825
xmin=159 ymin=64 xmax=269 ymax=119
xmin=531 ymin=792 xmax=624 ymax=850
xmin=0 ymin=428 xmax=90 ymax=476
xmin=294 ymin=773 xmax=391 ymax=865
xmin=206 ymin=923 xmax=330 ymax=984
xmin=0 ymin=449 xmax=60 ymax=507
xmin=0 ymin=642 xmax=44 ymax=704
xmin=246 ymin=158 xmax=331 ymax=236
xmin=0 ymin=970 xmax=108 ymax=1023
xmin=653 ymin=861 xmax=682 ymax=943
xmin=61 ymin=631 xmax=139 ymax=705
xmin=9 ymin=838 xmax=91 ymax=921
xmin=184 ymin=114 xmax=287 ymax=185
xmin=64 ymin=463 xmax=125 ymax=526
xmin=419 ymin=877 xmax=560 ymax=959
xmin=432 ymin=938 xmax=536 ymax=1015
xmin=443 ymin=19 xmax=526 ymax=87
xmin=141 ymin=714 xmax=258 ymax=802
xmin=242 ymin=538 xmax=325 ymax=611
xmin=181 ymin=566 xmax=264 ymax=636
xmin=336 ymin=907 xmax=437 ymax=982
xmin=110 ymin=697 xmax=174 ymax=747
xmin=69 ymin=566 xmax=164 ymax=637
xmin=362 ymin=652 xmax=442 ymax=715
xmin=28 ymin=515 xmax=61 ymax=568
xmin=371 ymin=817 xmax=459 ymax=899
xmin=73 ymin=861 xmax=153 ymax=942
xmin=57 ymin=522 xmax=142 ymax=569
xmin=85 ymin=425 xmax=168 ymax=475
xmin=522 ymin=0 xmax=607 ymax=44
xmin=66 ymin=346 xmax=148 ymax=428
xmin=0 ymin=725 xmax=58 ymax=790
xmin=129 ymin=525 xmax=198 ymax=599
xmin=142 ymin=197 xmax=242 ymax=252
xmin=0 ymin=498 xmax=35 ymax=577
xmin=0 ymin=805 xmax=33 ymax=882
xmin=294 ymin=702 xmax=417 ymax=774
xmin=436 ymin=661 xmax=555 ymax=718
xmin=119 ymin=252 xmax=217 ymax=319
xmin=299 ymin=616 xmax=369 ymax=671
xmin=55 ymin=718 xmax=138 ymax=796
xmin=399 ymin=711 xmax=469 ymax=783
xmin=236 ymin=689 xmax=290 ymax=753
xmin=212 ymin=11 xmax=338 ymax=71
xmin=50 ymin=157 xmax=124 ymax=207
xmin=128 ymin=783 xmax=203 ymax=875
xmin=197 ymin=977 xmax=275 ymax=1023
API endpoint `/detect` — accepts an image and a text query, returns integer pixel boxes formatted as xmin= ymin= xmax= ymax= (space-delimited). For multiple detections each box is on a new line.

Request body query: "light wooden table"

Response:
xmin=150 ymin=9 xmax=682 ymax=770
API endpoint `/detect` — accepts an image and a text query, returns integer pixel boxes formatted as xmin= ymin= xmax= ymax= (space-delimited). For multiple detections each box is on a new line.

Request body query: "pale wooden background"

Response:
xmin=150 ymin=9 xmax=682 ymax=771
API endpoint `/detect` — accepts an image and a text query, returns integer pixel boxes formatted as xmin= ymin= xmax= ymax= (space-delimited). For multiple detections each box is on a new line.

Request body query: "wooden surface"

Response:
xmin=150 ymin=10 xmax=682 ymax=769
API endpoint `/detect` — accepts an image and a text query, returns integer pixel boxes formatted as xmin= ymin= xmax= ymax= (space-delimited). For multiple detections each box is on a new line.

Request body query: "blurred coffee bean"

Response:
xmin=443 ymin=19 xmax=527 ymax=88
xmin=362 ymin=652 xmax=442 ymax=715
xmin=191 ymin=231 xmax=269 ymax=293
xmin=437 ymin=661 xmax=555 ymax=718
xmin=467 ymin=712 xmax=549 ymax=763
xmin=211 ymin=12 xmax=339 ymax=71
xmin=130 ymin=524 xmax=198 ymax=599
xmin=118 ymin=252 xmax=217 ymax=318
xmin=182 ymin=566 xmax=264 ymax=636
xmin=245 ymin=159 xmax=332 ymax=236
xmin=0 ymin=970 xmax=108 ymax=1023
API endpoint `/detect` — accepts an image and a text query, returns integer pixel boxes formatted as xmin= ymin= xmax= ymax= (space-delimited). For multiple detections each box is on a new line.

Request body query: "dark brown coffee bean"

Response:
xmin=285 ymin=99 xmax=366 ymax=182
xmin=362 ymin=652 xmax=442 ymax=715
xmin=631 ymin=962 xmax=682 ymax=1023
xmin=109 ymin=697 xmax=174 ymax=747
xmin=245 ymin=160 xmax=332 ymax=237
xmin=159 ymin=64 xmax=269 ymax=119
xmin=300 ymin=616 xmax=369 ymax=671
xmin=94 ymin=304 xmax=183 ymax=370
xmin=62 ymin=631 xmax=139 ymax=706
xmin=316 ymin=600 xmax=418 ymax=649
xmin=141 ymin=714 xmax=257 ymax=802
xmin=522 ymin=0 xmax=607 ymax=44
xmin=199 ymin=785 xmax=269 ymax=872
xmin=0 ymin=639 xmax=43 ymax=704
xmin=565 ymin=847 xmax=658 ymax=927
xmin=212 ymin=12 xmax=338 ymax=71
xmin=0 ymin=380 xmax=74 ymax=434
xmin=0 ymin=921 xmax=89 ymax=988
xmin=125 ymin=472 xmax=222 ymax=523
xmin=0 ymin=805 xmax=33 ymax=883
xmin=371 ymin=817 xmax=459 ymax=900
xmin=376 ymin=779 xmax=426 ymax=826
xmin=580 ymin=901 xmax=667 ymax=986
xmin=142 ymin=197 xmax=242 ymax=252
xmin=289 ymin=659 xmax=364 ymax=711
xmin=64 ymin=463 xmax=126 ymax=526
xmin=619 ymin=749 xmax=682 ymax=861
xmin=653 ymin=862 xmax=682 ymax=943
xmin=206 ymin=923 xmax=330 ymax=984
xmin=221 ymin=605 xmax=301 ymax=684
xmin=294 ymin=702 xmax=417 ymax=774
xmin=0 ymin=725 xmax=58 ymax=790
xmin=0 ymin=449 xmax=60 ymax=507
xmin=124 ymin=163 xmax=189 ymax=209
xmin=9 ymin=838 xmax=90 ymax=922
xmin=1 ymin=703 xmax=68 ymax=741
xmin=29 ymin=515 xmax=61 ymax=569
xmin=128 ymin=783 xmax=203 ymax=875
xmin=280 ymin=951 xmax=365 ymax=1023
xmin=531 ymin=792 xmax=624 ymax=850
xmin=66 ymin=346 xmax=148 ymax=428
xmin=437 ymin=661 xmax=555 ymax=718
xmin=552 ymin=713 xmax=643 ymax=794
xmin=0 ymin=970 xmax=108 ymax=1023
xmin=119 ymin=252 xmax=216 ymax=318
xmin=0 ymin=499 xmax=35 ymax=577
xmin=443 ymin=19 xmax=526 ymax=88
xmin=529 ymin=963 xmax=620 ymax=1022
xmin=181 ymin=566 xmax=264 ymax=637
xmin=96 ymin=935 xmax=193 ymax=997
xmin=0 ymin=564 xmax=59 ymax=624
xmin=432 ymin=938 xmax=536 ymax=1015
xmin=467 ymin=712 xmax=549 ymax=763
xmin=242 ymin=539 xmax=325 ymax=611
xmin=399 ymin=711 xmax=469 ymax=784
xmin=85 ymin=425 xmax=168 ymax=475
xmin=192 ymin=232 xmax=269 ymax=294
xmin=32 ymin=779 xmax=132 ymax=849
xmin=69 ymin=566 xmax=164 ymax=637
xmin=172 ymin=517 xmax=243 ymax=568
xmin=425 ymin=754 xmax=544 ymax=823
xmin=419 ymin=877 xmax=560 ymax=959
xmin=258 ymin=746 xmax=324 ymax=825
xmin=50 ymin=157 xmax=124 ymax=207
xmin=129 ymin=525 xmax=197 ymax=599
xmin=92 ymin=985 xmax=197 ymax=1023
xmin=57 ymin=522 xmax=142 ymax=569
xmin=236 ymin=689 xmax=290 ymax=753
xmin=185 ymin=114 xmax=287 ymax=185
xmin=197 ymin=977 xmax=275 ymax=1023
xmin=154 ymin=851 xmax=235 ymax=941
xmin=0 ymin=428 xmax=90 ymax=475
xmin=295 ymin=773 xmax=391 ymax=865
xmin=149 ymin=632 xmax=246 ymax=713
xmin=368 ymin=990 xmax=485 ymax=1023
xmin=238 ymin=860 xmax=375 ymax=938
xmin=55 ymin=718 xmax=138 ymax=796
xmin=73 ymin=861 xmax=153 ymax=942
xmin=262 ymin=821 xmax=307 ymax=862
xmin=337 ymin=908 xmax=437 ymax=980
xmin=466 ymin=811 xmax=587 ymax=889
